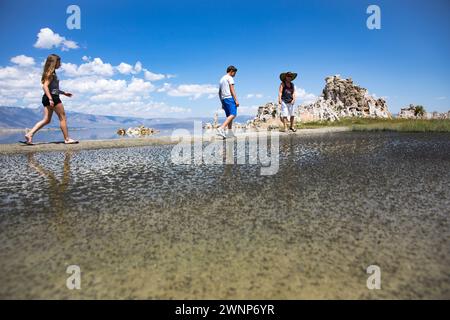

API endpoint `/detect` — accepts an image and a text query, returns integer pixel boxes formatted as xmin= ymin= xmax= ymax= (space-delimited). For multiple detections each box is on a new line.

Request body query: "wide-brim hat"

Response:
xmin=280 ymin=71 xmax=297 ymax=82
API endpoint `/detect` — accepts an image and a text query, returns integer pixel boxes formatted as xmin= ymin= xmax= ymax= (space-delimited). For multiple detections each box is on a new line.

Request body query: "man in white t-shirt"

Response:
xmin=217 ymin=65 xmax=239 ymax=139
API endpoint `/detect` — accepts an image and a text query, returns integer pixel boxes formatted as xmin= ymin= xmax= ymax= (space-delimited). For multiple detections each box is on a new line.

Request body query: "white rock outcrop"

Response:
xmin=248 ymin=75 xmax=392 ymax=127
xmin=398 ymin=104 xmax=450 ymax=119
xmin=297 ymin=75 xmax=391 ymax=122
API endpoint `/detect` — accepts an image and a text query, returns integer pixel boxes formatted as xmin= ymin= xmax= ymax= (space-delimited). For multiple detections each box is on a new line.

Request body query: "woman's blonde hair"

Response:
xmin=41 ymin=54 xmax=61 ymax=84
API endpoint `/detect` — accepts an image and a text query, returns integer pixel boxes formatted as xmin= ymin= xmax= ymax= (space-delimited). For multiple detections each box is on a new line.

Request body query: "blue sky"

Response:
xmin=0 ymin=0 xmax=449 ymax=118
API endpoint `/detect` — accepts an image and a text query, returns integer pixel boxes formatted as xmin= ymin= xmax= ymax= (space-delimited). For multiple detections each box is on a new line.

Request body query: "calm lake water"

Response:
xmin=0 ymin=132 xmax=449 ymax=299
xmin=0 ymin=126 xmax=188 ymax=144
xmin=0 ymin=117 xmax=254 ymax=144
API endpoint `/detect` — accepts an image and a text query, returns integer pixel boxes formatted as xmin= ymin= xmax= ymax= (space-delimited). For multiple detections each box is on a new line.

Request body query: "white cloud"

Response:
xmin=237 ymin=105 xmax=260 ymax=115
xmin=66 ymin=100 xmax=191 ymax=118
xmin=0 ymin=97 xmax=19 ymax=105
xmin=144 ymin=69 xmax=166 ymax=81
xmin=62 ymin=58 xmax=148 ymax=78
xmin=4 ymin=55 xmax=164 ymax=115
xmin=61 ymin=76 xmax=155 ymax=105
xmin=127 ymin=77 xmax=155 ymax=93
xmin=295 ymin=88 xmax=317 ymax=104
xmin=157 ymin=83 xmax=171 ymax=93
xmin=161 ymin=83 xmax=218 ymax=99
xmin=245 ymin=93 xmax=263 ymax=99
xmin=10 ymin=55 xmax=35 ymax=67
xmin=0 ymin=66 xmax=23 ymax=79
xmin=0 ymin=63 xmax=42 ymax=106
xmin=34 ymin=28 xmax=79 ymax=51
xmin=0 ymin=55 xmax=211 ymax=117
xmin=61 ymin=77 xmax=127 ymax=94
xmin=116 ymin=61 xmax=143 ymax=75
xmin=61 ymin=58 xmax=114 ymax=77
xmin=134 ymin=61 xmax=143 ymax=73
xmin=60 ymin=57 xmax=174 ymax=87
xmin=61 ymin=40 xmax=78 ymax=51
xmin=117 ymin=62 xmax=134 ymax=75
xmin=436 ymin=96 xmax=447 ymax=100
xmin=60 ymin=75 xmax=184 ymax=117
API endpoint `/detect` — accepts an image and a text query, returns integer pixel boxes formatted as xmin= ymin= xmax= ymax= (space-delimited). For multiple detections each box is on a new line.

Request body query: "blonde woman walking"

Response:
xmin=25 ymin=54 xmax=78 ymax=145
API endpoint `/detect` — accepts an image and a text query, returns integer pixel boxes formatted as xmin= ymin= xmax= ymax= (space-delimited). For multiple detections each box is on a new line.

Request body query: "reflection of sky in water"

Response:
xmin=0 ymin=126 xmax=187 ymax=144
xmin=0 ymin=117 xmax=254 ymax=144
xmin=0 ymin=132 xmax=449 ymax=299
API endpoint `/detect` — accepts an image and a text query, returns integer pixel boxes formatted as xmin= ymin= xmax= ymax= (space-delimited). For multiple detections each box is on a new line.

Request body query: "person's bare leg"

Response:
xmin=281 ymin=117 xmax=288 ymax=131
xmin=290 ymin=116 xmax=295 ymax=129
xmin=220 ymin=115 xmax=235 ymax=130
xmin=25 ymin=107 xmax=53 ymax=144
xmin=53 ymin=103 xmax=70 ymax=141
xmin=227 ymin=118 xmax=233 ymax=130
xmin=226 ymin=118 xmax=235 ymax=137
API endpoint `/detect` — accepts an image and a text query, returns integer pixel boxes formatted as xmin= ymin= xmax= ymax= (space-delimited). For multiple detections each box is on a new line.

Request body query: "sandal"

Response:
xmin=289 ymin=127 xmax=297 ymax=132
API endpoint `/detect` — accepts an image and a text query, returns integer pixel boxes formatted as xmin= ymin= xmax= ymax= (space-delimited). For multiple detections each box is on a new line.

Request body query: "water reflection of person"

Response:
xmin=223 ymin=139 xmax=234 ymax=177
xmin=27 ymin=151 xmax=74 ymax=240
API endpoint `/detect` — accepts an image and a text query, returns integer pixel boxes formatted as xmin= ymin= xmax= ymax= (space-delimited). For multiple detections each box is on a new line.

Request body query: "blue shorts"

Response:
xmin=221 ymin=98 xmax=237 ymax=117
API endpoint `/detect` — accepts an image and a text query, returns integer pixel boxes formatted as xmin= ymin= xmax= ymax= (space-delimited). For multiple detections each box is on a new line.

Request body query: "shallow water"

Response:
xmin=0 ymin=117 xmax=253 ymax=144
xmin=0 ymin=132 xmax=449 ymax=299
xmin=0 ymin=126 xmax=182 ymax=144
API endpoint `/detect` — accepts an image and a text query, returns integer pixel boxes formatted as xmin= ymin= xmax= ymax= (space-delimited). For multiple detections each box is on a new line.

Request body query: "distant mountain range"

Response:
xmin=0 ymin=106 xmax=252 ymax=129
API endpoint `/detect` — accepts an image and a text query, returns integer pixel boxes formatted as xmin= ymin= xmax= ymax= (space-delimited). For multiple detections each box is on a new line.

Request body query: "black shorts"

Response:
xmin=42 ymin=94 xmax=62 ymax=107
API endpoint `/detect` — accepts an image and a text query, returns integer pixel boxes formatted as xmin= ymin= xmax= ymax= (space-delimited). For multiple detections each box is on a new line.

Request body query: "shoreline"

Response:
xmin=0 ymin=127 xmax=350 ymax=155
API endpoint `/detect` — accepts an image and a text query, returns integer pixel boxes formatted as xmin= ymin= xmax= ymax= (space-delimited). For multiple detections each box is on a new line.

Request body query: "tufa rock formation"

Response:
xmin=246 ymin=102 xmax=283 ymax=130
xmin=427 ymin=111 xmax=450 ymax=120
xmin=249 ymin=75 xmax=392 ymax=127
xmin=117 ymin=125 xmax=158 ymax=136
xmin=297 ymin=75 xmax=391 ymax=122
xmin=398 ymin=104 xmax=450 ymax=119
xmin=203 ymin=112 xmax=220 ymax=129
xmin=204 ymin=111 xmax=246 ymax=130
xmin=398 ymin=104 xmax=424 ymax=119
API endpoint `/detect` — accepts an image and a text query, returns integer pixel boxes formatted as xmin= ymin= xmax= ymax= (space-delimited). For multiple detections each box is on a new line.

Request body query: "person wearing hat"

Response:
xmin=278 ymin=71 xmax=297 ymax=132
xmin=217 ymin=65 xmax=239 ymax=139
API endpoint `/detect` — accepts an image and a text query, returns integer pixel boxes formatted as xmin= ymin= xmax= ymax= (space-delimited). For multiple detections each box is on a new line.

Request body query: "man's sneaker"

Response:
xmin=216 ymin=127 xmax=227 ymax=139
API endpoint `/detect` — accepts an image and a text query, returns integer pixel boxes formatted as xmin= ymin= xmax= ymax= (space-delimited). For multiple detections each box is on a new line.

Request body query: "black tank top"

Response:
xmin=48 ymin=72 xmax=60 ymax=95
xmin=281 ymin=82 xmax=295 ymax=103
